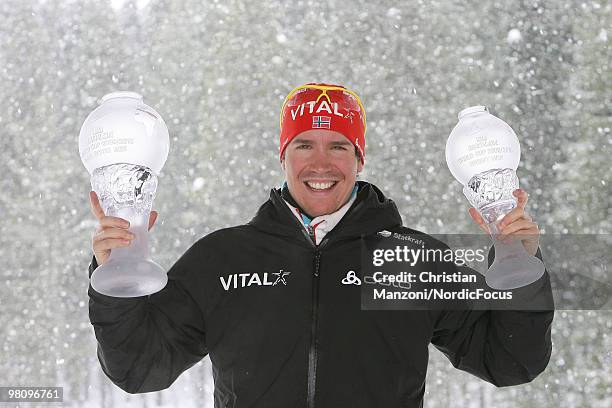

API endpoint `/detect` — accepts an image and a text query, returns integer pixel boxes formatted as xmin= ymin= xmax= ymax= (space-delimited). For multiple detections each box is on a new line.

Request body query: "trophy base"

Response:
xmin=91 ymin=258 xmax=168 ymax=298
xmin=485 ymin=239 xmax=545 ymax=290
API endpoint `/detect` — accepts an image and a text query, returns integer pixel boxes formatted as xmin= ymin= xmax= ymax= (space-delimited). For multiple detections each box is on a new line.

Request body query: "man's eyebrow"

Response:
xmin=291 ymin=138 xmax=351 ymax=145
xmin=292 ymin=138 xmax=313 ymax=144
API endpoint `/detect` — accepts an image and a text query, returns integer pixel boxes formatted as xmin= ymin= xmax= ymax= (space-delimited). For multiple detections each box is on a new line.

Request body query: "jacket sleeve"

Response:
xmin=430 ymin=247 xmax=554 ymax=387
xmin=88 ymin=240 xmax=208 ymax=394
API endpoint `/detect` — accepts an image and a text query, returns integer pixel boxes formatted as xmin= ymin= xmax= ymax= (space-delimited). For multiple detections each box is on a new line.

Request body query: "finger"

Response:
xmin=499 ymin=220 xmax=539 ymax=239
xmin=468 ymin=207 xmax=490 ymax=234
xmin=98 ymin=216 xmax=131 ymax=230
xmin=90 ymin=192 xmax=131 ymax=229
xmin=498 ymin=207 xmax=532 ymax=229
xmin=93 ymin=228 xmax=135 ymax=243
xmin=148 ymin=210 xmax=158 ymax=231
xmin=89 ymin=191 xmax=106 ymax=220
xmin=513 ymin=188 xmax=529 ymax=210
xmin=468 ymin=207 xmax=483 ymax=225
xmin=94 ymin=237 xmax=133 ymax=252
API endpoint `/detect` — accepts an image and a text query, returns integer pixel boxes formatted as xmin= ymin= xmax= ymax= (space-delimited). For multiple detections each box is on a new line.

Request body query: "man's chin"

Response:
xmin=292 ymin=182 xmax=353 ymax=216
xmin=301 ymin=200 xmax=342 ymax=217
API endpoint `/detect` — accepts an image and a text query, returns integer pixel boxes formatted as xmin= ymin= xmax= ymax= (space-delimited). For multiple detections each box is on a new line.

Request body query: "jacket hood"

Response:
xmin=248 ymin=181 xmax=403 ymax=243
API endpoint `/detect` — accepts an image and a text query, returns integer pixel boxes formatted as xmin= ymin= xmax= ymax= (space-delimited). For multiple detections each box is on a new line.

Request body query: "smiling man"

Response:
xmin=87 ymin=83 xmax=553 ymax=408
xmin=282 ymin=129 xmax=362 ymax=217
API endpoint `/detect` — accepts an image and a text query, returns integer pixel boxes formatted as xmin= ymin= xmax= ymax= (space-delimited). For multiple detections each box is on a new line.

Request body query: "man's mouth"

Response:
xmin=304 ymin=181 xmax=338 ymax=191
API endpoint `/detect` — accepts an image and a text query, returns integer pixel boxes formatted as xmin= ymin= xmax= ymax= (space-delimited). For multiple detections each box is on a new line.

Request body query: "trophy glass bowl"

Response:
xmin=79 ymin=92 xmax=169 ymax=297
xmin=445 ymin=106 xmax=544 ymax=290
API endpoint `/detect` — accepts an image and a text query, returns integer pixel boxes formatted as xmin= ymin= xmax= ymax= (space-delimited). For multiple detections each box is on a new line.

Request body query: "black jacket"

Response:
xmin=88 ymin=181 xmax=553 ymax=408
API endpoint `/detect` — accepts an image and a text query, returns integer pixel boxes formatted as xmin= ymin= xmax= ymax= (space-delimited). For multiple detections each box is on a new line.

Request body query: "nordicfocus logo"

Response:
xmin=342 ymin=270 xmax=362 ymax=286
xmin=220 ymin=270 xmax=291 ymax=291
xmin=341 ymin=270 xmax=409 ymax=289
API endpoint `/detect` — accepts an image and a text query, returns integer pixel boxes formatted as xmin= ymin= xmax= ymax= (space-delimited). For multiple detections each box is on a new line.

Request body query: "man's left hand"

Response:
xmin=468 ymin=189 xmax=540 ymax=256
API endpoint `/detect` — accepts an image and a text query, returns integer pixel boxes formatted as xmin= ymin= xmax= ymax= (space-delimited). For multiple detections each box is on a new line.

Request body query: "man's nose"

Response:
xmin=309 ymin=147 xmax=333 ymax=171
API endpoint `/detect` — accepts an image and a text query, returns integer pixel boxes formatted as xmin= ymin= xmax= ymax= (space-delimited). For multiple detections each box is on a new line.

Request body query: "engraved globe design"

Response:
xmin=91 ymin=163 xmax=158 ymax=216
xmin=463 ymin=168 xmax=519 ymax=224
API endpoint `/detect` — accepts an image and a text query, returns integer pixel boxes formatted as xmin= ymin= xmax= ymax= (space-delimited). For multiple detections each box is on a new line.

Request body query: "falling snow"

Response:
xmin=0 ymin=0 xmax=610 ymax=407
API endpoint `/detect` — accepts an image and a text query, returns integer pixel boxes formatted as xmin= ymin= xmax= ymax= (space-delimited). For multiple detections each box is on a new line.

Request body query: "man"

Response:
xmin=88 ymin=83 xmax=553 ymax=407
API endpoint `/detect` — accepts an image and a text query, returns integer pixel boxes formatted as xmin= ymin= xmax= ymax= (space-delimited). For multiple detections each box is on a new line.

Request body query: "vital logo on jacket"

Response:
xmin=219 ymin=270 xmax=291 ymax=291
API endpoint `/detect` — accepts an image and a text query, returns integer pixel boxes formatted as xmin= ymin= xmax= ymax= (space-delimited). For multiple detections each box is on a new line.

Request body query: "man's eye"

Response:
xmin=333 ymin=145 xmax=348 ymax=150
xmin=297 ymin=144 xmax=311 ymax=149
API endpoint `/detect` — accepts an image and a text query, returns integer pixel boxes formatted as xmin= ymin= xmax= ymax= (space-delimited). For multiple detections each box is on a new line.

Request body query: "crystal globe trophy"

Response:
xmin=79 ymin=92 xmax=170 ymax=297
xmin=445 ymin=106 xmax=545 ymax=290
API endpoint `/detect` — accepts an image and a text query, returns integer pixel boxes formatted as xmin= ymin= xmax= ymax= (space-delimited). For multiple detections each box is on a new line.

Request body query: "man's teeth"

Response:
xmin=306 ymin=181 xmax=336 ymax=190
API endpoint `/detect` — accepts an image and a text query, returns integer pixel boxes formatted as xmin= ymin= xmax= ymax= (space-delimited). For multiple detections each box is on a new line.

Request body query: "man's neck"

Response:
xmin=281 ymin=182 xmax=360 ymax=245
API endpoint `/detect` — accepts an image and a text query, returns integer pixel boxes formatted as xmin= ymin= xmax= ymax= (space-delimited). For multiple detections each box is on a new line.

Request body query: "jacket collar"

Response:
xmin=248 ymin=181 xmax=403 ymax=244
xmin=283 ymin=186 xmax=358 ymax=245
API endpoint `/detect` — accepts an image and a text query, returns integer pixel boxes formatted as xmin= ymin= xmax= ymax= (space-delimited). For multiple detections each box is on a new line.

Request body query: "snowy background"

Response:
xmin=0 ymin=0 xmax=610 ymax=407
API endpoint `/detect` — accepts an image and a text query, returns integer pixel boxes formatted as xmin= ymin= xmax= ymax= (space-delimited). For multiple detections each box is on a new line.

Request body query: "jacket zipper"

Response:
xmin=307 ymin=247 xmax=321 ymax=408
xmin=306 ymin=220 xmax=341 ymax=408
xmin=281 ymin=196 xmax=366 ymax=408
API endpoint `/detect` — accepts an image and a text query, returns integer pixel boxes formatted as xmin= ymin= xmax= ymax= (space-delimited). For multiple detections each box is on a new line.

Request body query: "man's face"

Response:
xmin=282 ymin=130 xmax=363 ymax=217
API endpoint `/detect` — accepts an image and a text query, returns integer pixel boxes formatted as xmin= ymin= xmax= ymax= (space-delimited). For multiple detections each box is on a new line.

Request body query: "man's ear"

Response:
xmin=357 ymin=160 xmax=364 ymax=174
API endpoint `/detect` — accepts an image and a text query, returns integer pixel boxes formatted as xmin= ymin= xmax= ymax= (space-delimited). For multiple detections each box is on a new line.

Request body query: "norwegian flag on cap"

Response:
xmin=279 ymin=83 xmax=366 ymax=164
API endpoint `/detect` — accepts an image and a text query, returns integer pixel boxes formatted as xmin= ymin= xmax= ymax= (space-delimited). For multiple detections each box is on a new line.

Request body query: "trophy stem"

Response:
xmin=485 ymin=222 xmax=545 ymax=290
xmin=107 ymin=207 xmax=151 ymax=261
xmin=90 ymin=206 xmax=167 ymax=298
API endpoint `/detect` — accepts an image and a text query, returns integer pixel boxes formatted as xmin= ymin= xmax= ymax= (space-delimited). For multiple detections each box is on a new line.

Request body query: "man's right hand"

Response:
xmin=89 ymin=191 xmax=158 ymax=266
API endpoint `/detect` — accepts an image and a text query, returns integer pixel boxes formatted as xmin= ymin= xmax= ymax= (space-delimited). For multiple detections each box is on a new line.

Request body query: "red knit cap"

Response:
xmin=279 ymin=83 xmax=366 ymax=164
